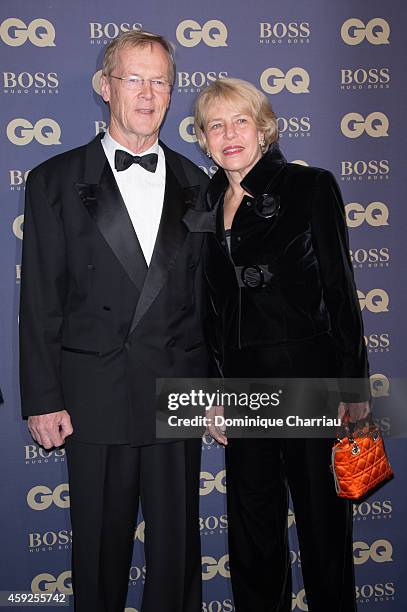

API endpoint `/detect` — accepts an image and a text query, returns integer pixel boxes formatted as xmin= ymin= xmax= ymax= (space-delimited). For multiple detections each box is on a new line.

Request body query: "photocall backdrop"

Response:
xmin=0 ymin=1 xmax=406 ymax=610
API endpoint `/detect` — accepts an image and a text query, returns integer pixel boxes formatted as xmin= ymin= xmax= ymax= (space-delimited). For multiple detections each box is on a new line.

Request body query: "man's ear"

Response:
xmin=100 ymin=74 xmax=110 ymax=104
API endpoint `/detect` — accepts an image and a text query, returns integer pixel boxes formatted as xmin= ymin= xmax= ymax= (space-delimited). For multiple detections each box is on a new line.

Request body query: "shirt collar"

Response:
xmin=102 ymin=129 xmax=159 ymax=161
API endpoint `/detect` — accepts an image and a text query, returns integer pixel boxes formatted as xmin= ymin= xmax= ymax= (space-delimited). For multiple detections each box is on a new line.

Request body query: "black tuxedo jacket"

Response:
xmin=204 ymin=143 xmax=369 ymax=391
xmin=20 ymin=134 xmax=213 ymax=445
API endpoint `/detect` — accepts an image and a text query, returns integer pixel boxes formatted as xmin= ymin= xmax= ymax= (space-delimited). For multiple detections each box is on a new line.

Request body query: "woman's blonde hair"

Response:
xmin=194 ymin=77 xmax=278 ymax=152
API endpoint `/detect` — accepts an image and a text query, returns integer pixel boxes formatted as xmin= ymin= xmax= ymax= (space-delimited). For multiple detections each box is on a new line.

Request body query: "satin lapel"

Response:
xmin=75 ymin=137 xmax=147 ymax=294
xmin=129 ymin=160 xmax=190 ymax=334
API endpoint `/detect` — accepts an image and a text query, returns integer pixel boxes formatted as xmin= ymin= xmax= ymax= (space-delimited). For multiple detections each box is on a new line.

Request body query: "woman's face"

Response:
xmin=204 ymin=97 xmax=264 ymax=179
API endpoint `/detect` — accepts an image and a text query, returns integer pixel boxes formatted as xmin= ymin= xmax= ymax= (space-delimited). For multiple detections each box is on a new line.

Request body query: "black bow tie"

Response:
xmin=114 ymin=149 xmax=158 ymax=173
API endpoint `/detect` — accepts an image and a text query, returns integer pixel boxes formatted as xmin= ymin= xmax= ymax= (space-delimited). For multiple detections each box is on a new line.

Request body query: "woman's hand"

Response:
xmin=205 ymin=405 xmax=228 ymax=446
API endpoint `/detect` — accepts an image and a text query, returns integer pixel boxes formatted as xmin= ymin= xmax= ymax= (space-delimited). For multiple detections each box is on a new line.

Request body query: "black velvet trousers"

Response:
xmin=223 ymin=333 xmax=357 ymax=612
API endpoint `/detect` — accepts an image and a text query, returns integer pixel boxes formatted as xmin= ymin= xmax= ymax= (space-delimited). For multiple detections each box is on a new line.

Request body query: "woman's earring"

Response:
xmin=206 ymin=150 xmax=211 ymax=158
xmin=259 ymin=137 xmax=266 ymax=153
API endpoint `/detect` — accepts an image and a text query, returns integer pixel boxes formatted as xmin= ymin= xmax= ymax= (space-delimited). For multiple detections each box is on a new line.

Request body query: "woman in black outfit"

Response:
xmin=194 ymin=77 xmax=369 ymax=612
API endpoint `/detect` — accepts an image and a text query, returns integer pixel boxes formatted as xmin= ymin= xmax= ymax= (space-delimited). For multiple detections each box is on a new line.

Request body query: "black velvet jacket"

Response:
xmin=204 ymin=143 xmax=369 ymax=381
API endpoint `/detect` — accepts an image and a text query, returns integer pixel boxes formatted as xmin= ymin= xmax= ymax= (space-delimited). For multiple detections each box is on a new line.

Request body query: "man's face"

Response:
xmin=100 ymin=42 xmax=171 ymax=151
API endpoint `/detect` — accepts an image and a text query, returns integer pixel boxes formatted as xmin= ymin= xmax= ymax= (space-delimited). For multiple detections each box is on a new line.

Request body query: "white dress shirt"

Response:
xmin=102 ymin=130 xmax=166 ymax=265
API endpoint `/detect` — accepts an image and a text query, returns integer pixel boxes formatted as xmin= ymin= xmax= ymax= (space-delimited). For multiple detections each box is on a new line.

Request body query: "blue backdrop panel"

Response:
xmin=0 ymin=1 xmax=405 ymax=610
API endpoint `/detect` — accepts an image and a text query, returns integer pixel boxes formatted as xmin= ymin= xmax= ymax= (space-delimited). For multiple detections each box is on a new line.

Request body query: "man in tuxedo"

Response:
xmin=20 ymin=30 xmax=211 ymax=611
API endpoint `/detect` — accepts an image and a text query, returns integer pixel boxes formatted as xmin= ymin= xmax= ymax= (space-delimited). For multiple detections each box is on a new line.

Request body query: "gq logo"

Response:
xmin=357 ymin=289 xmax=389 ymax=313
xmin=353 ymin=539 xmax=393 ymax=565
xmin=341 ymin=112 xmax=389 ymax=138
xmin=202 ymin=555 xmax=230 ymax=580
xmin=260 ymin=67 xmax=310 ymax=94
xmin=345 ymin=202 xmax=389 ymax=228
xmin=370 ymin=373 xmax=390 ymax=398
xmin=134 ymin=520 xmax=145 ymax=543
xmin=7 ymin=118 xmax=61 ymax=146
xmin=176 ymin=20 xmax=228 ymax=47
xmin=179 ymin=116 xmax=197 ymax=143
xmin=341 ymin=18 xmax=390 ymax=46
xmin=31 ymin=571 xmax=72 ymax=594
xmin=27 ymin=484 xmax=70 ymax=510
xmin=292 ymin=589 xmax=308 ymax=611
xmin=13 ymin=214 xmax=24 ymax=240
xmin=200 ymin=470 xmax=226 ymax=495
xmin=92 ymin=70 xmax=102 ymax=95
xmin=288 ymin=508 xmax=296 ymax=528
xmin=0 ymin=18 xmax=55 ymax=46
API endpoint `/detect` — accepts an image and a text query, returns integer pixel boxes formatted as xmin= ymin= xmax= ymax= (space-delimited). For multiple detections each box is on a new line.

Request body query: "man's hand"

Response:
xmin=28 ymin=410 xmax=73 ymax=449
xmin=205 ymin=405 xmax=228 ymax=446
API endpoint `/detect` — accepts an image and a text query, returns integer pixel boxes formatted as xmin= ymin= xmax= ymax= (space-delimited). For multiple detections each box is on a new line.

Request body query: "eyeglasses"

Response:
xmin=109 ymin=75 xmax=171 ymax=92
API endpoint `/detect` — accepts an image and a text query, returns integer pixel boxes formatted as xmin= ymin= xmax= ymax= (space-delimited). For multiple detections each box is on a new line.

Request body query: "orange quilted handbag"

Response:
xmin=331 ymin=426 xmax=393 ymax=500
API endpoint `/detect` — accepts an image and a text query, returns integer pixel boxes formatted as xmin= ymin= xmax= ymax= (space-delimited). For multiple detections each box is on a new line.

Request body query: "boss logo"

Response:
xmin=25 ymin=445 xmax=65 ymax=461
xmin=277 ymin=116 xmax=310 ymax=137
xmin=94 ymin=121 xmax=107 ymax=135
xmin=355 ymin=582 xmax=395 ymax=601
xmin=177 ymin=71 xmax=228 ymax=90
xmin=353 ymin=499 xmax=392 ymax=520
xmin=341 ymin=159 xmax=389 ymax=180
xmin=358 ymin=289 xmax=389 ymax=313
xmin=16 ymin=264 xmax=22 ymax=281
xmin=134 ymin=521 xmax=145 ymax=543
xmin=345 ymin=202 xmax=389 ymax=227
xmin=176 ymin=20 xmax=228 ymax=47
xmin=364 ymin=333 xmax=390 ymax=352
xmin=3 ymin=71 xmax=58 ymax=90
xmin=370 ymin=373 xmax=390 ymax=398
xmin=31 ymin=571 xmax=72 ymax=594
xmin=129 ymin=565 xmax=146 ymax=583
xmin=353 ymin=539 xmax=393 ymax=565
xmin=199 ymin=514 xmax=228 ymax=532
xmin=260 ymin=67 xmax=310 ymax=94
xmin=288 ymin=507 xmax=296 ymax=528
xmin=200 ymin=470 xmax=226 ymax=495
xmin=202 ymin=600 xmax=234 ymax=612
xmin=13 ymin=214 xmax=24 ymax=240
xmin=29 ymin=530 xmax=72 ymax=548
xmin=292 ymin=589 xmax=308 ymax=611
xmin=179 ymin=116 xmax=197 ymax=143
xmin=27 ymin=484 xmax=70 ymax=510
xmin=259 ymin=22 xmax=310 ymax=42
xmin=7 ymin=118 xmax=61 ymax=146
xmin=341 ymin=112 xmax=389 ymax=138
xmin=89 ymin=22 xmax=142 ymax=41
xmin=341 ymin=18 xmax=390 ymax=46
xmin=340 ymin=68 xmax=390 ymax=88
xmin=290 ymin=549 xmax=301 ymax=566
xmin=349 ymin=247 xmax=389 ymax=266
xmin=0 ymin=18 xmax=55 ymax=47
xmin=201 ymin=555 xmax=230 ymax=580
